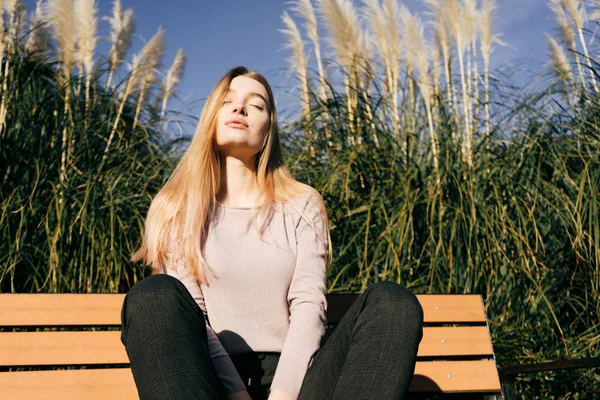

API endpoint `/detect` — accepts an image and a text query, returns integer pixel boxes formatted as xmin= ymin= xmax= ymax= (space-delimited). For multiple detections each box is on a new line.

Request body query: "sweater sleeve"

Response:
xmin=166 ymin=260 xmax=247 ymax=393
xmin=270 ymin=191 xmax=328 ymax=399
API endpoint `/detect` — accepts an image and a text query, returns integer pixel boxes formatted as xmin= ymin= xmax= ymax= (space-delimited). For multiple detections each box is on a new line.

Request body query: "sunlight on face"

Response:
xmin=216 ymin=76 xmax=271 ymax=160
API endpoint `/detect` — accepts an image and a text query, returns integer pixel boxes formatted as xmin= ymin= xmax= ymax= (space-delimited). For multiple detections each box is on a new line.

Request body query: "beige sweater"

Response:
xmin=167 ymin=190 xmax=328 ymax=399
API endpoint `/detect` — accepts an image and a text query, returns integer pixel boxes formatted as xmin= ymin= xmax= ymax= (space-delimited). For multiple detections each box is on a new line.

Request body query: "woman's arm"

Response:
xmin=269 ymin=191 xmax=329 ymax=399
xmin=268 ymin=388 xmax=295 ymax=400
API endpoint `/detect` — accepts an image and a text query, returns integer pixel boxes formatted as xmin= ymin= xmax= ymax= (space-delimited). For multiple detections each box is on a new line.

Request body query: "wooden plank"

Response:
xmin=327 ymin=294 xmax=486 ymax=324
xmin=0 ymin=361 xmax=501 ymax=397
xmin=0 ymin=332 xmax=128 ymax=366
xmin=0 ymin=368 xmax=138 ymax=400
xmin=410 ymin=360 xmax=501 ymax=392
xmin=0 ymin=293 xmax=486 ymax=326
xmin=418 ymin=326 xmax=493 ymax=357
xmin=1 ymin=326 xmax=493 ymax=367
xmin=0 ymin=294 xmax=125 ymax=326
xmin=417 ymin=295 xmax=486 ymax=323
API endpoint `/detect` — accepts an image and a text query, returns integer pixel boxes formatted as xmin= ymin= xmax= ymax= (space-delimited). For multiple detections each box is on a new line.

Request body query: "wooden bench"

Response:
xmin=0 ymin=293 xmax=502 ymax=399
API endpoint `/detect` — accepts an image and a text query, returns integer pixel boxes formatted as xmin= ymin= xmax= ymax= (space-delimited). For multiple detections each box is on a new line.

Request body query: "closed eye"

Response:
xmin=251 ymin=105 xmax=264 ymax=110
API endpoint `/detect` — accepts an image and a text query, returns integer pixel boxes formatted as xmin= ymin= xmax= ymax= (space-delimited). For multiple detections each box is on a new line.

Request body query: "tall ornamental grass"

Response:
xmin=0 ymin=0 xmax=187 ymax=293
xmin=2 ymin=0 xmax=599 ymax=397
xmin=280 ymin=0 xmax=599 ymax=397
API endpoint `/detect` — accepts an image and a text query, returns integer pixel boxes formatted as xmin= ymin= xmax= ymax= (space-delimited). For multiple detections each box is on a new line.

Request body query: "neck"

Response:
xmin=217 ymin=154 xmax=262 ymax=207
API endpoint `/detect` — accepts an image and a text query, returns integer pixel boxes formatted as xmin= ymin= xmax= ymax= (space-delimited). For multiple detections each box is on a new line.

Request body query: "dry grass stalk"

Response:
xmin=479 ymin=0 xmax=498 ymax=138
xmin=293 ymin=0 xmax=327 ymax=101
xmin=100 ymin=28 xmax=163 ymax=174
xmin=426 ymin=0 xmax=460 ymax=136
xmin=431 ymin=40 xmax=441 ymax=99
xmin=463 ymin=0 xmax=478 ymax=161
xmin=0 ymin=0 xmax=5 ymax=135
xmin=4 ymin=0 xmax=20 ymax=46
xmin=75 ymin=0 xmax=98 ymax=114
xmin=48 ymin=0 xmax=77 ymax=285
xmin=48 ymin=0 xmax=76 ymax=196
xmin=464 ymin=0 xmax=479 ymax=121
xmin=4 ymin=0 xmax=20 ymax=36
xmin=444 ymin=0 xmax=472 ymax=166
xmin=402 ymin=6 xmax=440 ymax=183
xmin=363 ymin=0 xmax=400 ymax=134
xmin=293 ymin=0 xmax=333 ymax=146
xmin=383 ymin=0 xmax=402 ymax=136
xmin=3 ymin=0 xmax=16 ymax=13
xmin=397 ymin=4 xmax=418 ymax=145
xmin=131 ymin=28 xmax=165 ymax=128
xmin=160 ymin=48 xmax=186 ymax=119
xmin=106 ymin=0 xmax=135 ymax=89
xmin=561 ymin=0 xmax=597 ymax=91
xmin=549 ymin=0 xmax=587 ymax=90
xmin=317 ymin=0 xmax=366 ymax=138
xmin=281 ymin=11 xmax=311 ymax=132
xmin=0 ymin=0 xmax=4 ymax=65
xmin=25 ymin=0 xmax=52 ymax=55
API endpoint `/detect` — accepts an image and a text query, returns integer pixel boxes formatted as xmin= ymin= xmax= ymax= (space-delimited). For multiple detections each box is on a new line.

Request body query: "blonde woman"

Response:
xmin=120 ymin=66 xmax=423 ymax=400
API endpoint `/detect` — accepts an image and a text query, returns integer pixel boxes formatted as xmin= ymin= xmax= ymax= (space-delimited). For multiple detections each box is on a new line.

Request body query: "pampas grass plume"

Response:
xmin=546 ymin=33 xmax=574 ymax=83
xmin=0 ymin=0 xmax=5 ymax=63
xmin=160 ymin=47 xmax=186 ymax=119
xmin=280 ymin=10 xmax=310 ymax=117
xmin=318 ymin=0 xmax=364 ymax=71
xmin=76 ymin=0 xmax=98 ymax=75
xmin=106 ymin=0 xmax=135 ymax=88
xmin=25 ymin=0 xmax=52 ymax=55
xmin=549 ymin=0 xmax=576 ymax=49
xmin=132 ymin=28 xmax=165 ymax=90
xmin=562 ymin=0 xmax=585 ymax=28
xmin=49 ymin=0 xmax=76 ymax=76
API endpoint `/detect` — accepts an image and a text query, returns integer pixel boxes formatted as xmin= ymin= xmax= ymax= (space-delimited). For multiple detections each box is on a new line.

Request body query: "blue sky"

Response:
xmin=22 ymin=0 xmax=557 ymax=133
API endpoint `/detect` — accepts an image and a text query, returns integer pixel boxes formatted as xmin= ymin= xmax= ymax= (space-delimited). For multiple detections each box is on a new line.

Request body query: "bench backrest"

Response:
xmin=0 ymin=293 xmax=501 ymax=399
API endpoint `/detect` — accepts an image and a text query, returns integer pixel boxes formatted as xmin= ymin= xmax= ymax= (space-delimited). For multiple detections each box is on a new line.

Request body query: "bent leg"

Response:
xmin=121 ymin=274 xmax=227 ymax=400
xmin=298 ymin=281 xmax=423 ymax=400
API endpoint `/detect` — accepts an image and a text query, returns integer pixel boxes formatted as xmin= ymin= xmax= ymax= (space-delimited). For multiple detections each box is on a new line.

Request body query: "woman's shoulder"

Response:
xmin=280 ymin=184 xmax=326 ymax=222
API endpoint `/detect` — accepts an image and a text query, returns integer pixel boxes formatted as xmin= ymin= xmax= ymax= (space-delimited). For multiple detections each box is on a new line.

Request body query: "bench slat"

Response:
xmin=0 ymin=326 xmax=493 ymax=366
xmin=0 ymin=294 xmax=125 ymax=326
xmin=323 ymin=294 xmax=487 ymax=324
xmin=418 ymin=326 xmax=493 ymax=357
xmin=410 ymin=360 xmax=501 ymax=392
xmin=0 ymin=368 xmax=138 ymax=400
xmin=0 ymin=360 xmax=501 ymax=398
xmin=0 ymin=294 xmax=486 ymax=326
xmin=0 ymin=331 xmax=129 ymax=366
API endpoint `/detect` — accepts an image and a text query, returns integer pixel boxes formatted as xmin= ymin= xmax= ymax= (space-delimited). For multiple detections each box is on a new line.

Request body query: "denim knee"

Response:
xmin=365 ymin=281 xmax=424 ymax=329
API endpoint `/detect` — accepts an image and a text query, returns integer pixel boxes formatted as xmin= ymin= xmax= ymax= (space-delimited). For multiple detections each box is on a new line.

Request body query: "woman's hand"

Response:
xmin=227 ymin=389 xmax=253 ymax=400
xmin=268 ymin=388 xmax=294 ymax=400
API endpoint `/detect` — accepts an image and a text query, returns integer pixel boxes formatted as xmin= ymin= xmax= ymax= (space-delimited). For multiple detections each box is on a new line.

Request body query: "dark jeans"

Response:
xmin=121 ymin=274 xmax=423 ymax=400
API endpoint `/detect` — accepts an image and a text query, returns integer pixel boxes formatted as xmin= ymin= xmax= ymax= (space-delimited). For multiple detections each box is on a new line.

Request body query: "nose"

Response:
xmin=231 ymin=102 xmax=247 ymax=116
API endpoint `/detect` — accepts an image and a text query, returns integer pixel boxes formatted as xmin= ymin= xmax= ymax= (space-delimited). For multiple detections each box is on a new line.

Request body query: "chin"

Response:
xmin=216 ymin=141 xmax=261 ymax=157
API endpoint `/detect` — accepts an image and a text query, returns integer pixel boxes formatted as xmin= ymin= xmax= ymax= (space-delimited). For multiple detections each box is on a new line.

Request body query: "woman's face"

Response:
xmin=215 ymin=76 xmax=271 ymax=160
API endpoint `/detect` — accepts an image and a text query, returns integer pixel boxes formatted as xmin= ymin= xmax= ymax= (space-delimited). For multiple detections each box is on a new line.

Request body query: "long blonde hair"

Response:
xmin=132 ymin=66 xmax=331 ymax=284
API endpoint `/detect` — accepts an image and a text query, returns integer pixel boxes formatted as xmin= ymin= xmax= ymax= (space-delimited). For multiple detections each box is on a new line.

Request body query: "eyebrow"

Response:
xmin=227 ymin=89 xmax=268 ymax=104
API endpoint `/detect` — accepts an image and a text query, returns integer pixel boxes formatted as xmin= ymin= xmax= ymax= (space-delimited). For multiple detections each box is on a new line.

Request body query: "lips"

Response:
xmin=225 ymin=118 xmax=248 ymax=128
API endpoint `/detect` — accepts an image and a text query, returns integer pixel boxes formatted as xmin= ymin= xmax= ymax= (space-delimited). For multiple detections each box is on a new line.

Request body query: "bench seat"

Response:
xmin=0 ymin=293 xmax=502 ymax=399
